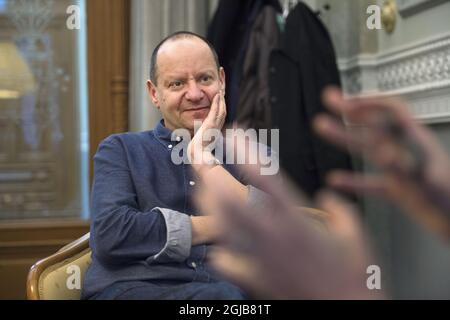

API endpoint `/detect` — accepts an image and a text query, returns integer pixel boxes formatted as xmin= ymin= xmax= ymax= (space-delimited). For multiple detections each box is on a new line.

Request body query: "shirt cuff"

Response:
xmin=147 ymin=207 xmax=192 ymax=263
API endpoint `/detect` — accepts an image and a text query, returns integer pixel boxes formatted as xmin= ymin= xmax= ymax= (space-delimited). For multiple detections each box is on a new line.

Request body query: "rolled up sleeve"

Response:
xmin=147 ymin=208 xmax=192 ymax=264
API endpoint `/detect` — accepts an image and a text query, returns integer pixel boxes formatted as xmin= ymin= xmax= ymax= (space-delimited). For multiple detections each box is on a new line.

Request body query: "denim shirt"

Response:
xmin=81 ymin=120 xmax=269 ymax=299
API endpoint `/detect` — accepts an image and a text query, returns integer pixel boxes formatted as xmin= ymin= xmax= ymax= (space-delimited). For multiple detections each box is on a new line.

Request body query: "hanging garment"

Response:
xmin=207 ymin=0 xmax=282 ymax=124
xmin=235 ymin=5 xmax=281 ymax=131
xmin=268 ymin=1 xmax=353 ymax=197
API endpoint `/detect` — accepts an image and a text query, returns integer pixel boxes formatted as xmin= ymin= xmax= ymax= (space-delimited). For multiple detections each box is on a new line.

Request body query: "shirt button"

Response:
xmin=270 ymin=96 xmax=278 ymax=103
xmin=269 ymin=67 xmax=276 ymax=74
xmin=168 ymin=144 xmax=173 ymax=149
xmin=189 ymin=181 xmax=196 ymax=186
xmin=191 ymin=262 xmax=197 ymax=268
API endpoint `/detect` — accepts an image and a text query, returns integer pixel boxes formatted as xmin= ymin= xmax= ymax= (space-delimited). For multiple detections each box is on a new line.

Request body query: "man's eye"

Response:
xmin=200 ymin=75 xmax=212 ymax=83
xmin=169 ymin=81 xmax=183 ymax=88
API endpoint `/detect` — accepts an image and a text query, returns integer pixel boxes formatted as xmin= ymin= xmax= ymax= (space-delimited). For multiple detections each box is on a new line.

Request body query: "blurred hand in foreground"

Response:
xmin=314 ymin=87 xmax=450 ymax=240
xmin=196 ymin=138 xmax=383 ymax=299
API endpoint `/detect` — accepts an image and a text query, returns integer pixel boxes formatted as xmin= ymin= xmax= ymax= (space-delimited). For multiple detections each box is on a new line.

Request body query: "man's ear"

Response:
xmin=219 ymin=67 xmax=226 ymax=92
xmin=146 ymin=80 xmax=160 ymax=108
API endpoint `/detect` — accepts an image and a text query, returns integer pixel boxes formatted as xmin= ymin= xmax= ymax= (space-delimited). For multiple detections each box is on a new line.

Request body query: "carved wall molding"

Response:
xmin=339 ymin=32 xmax=450 ymax=123
xmin=397 ymin=0 xmax=448 ymax=17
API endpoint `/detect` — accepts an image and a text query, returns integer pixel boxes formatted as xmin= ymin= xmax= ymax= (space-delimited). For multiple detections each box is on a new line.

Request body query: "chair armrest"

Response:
xmin=27 ymin=232 xmax=90 ymax=300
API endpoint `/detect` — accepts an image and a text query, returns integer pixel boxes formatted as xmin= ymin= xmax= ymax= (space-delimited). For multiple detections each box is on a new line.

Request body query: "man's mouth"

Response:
xmin=184 ymin=106 xmax=210 ymax=112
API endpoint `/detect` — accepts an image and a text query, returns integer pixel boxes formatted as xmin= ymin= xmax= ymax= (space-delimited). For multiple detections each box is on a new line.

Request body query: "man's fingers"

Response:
xmin=315 ymin=113 xmax=423 ymax=176
xmin=326 ymin=170 xmax=388 ymax=196
xmin=215 ymin=197 xmax=268 ymax=252
xmin=321 ymin=86 xmax=347 ymax=117
xmin=316 ymin=191 xmax=364 ymax=244
xmin=322 ymin=86 xmax=412 ymax=127
xmin=206 ymin=92 xmax=220 ymax=124
xmin=219 ymin=89 xmax=226 ymax=123
xmin=319 ymin=87 xmax=433 ymax=174
xmin=240 ymin=161 xmax=310 ymax=215
xmin=209 ymin=247 xmax=267 ymax=296
xmin=203 ymin=90 xmax=226 ymax=130
xmin=327 ymin=170 xmax=450 ymax=240
xmin=226 ymin=124 xmax=311 ymax=211
xmin=313 ymin=114 xmax=364 ymax=154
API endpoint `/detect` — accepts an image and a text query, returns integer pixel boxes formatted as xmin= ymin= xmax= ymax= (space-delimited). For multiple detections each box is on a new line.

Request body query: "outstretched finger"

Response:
xmin=322 ymin=86 xmax=413 ymax=129
xmin=326 ymin=170 xmax=388 ymax=197
xmin=313 ymin=114 xmax=365 ymax=154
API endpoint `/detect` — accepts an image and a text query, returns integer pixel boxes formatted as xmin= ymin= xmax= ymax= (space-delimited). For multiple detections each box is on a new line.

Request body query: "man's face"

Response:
xmin=147 ymin=37 xmax=225 ymax=133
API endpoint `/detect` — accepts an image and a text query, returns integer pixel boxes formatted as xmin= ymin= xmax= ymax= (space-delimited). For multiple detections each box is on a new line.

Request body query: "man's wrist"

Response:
xmin=194 ymin=155 xmax=222 ymax=177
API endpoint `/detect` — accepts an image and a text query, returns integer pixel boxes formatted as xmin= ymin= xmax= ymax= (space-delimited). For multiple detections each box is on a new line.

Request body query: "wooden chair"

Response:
xmin=27 ymin=233 xmax=91 ymax=300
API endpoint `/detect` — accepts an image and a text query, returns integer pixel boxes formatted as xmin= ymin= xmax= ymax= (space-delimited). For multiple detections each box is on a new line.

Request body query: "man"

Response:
xmin=81 ymin=32 xmax=268 ymax=300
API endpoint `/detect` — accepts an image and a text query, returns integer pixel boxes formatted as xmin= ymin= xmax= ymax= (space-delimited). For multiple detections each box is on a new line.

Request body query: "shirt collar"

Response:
xmin=154 ymin=120 xmax=187 ymax=146
xmin=154 ymin=119 xmax=173 ymax=142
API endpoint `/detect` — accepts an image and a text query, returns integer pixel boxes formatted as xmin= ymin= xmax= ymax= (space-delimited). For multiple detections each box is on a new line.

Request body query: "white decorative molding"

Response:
xmin=338 ymin=32 xmax=450 ymax=124
xmin=397 ymin=0 xmax=448 ymax=17
xmin=404 ymin=87 xmax=450 ymax=123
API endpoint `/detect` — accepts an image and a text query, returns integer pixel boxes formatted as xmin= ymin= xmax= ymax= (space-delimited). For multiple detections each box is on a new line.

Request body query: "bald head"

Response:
xmin=149 ymin=31 xmax=220 ymax=85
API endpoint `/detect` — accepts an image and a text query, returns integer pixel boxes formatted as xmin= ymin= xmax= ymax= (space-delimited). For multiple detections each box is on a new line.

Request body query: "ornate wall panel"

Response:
xmin=339 ymin=32 xmax=450 ymax=123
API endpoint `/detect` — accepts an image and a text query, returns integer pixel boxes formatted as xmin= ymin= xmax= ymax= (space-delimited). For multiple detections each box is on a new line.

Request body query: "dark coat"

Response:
xmin=235 ymin=5 xmax=281 ymax=131
xmin=207 ymin=0 xmax=282 ymax=124
xmin=268 ymin=2 xmax=353 ymax=197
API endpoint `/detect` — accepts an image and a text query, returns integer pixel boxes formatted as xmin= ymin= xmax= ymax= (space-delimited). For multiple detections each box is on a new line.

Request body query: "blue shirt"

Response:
xmin=82 ymin=121 xmax=269 ymax=299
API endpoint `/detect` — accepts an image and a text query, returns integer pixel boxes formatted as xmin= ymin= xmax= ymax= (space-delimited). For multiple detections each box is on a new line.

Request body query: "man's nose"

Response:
xmin=185 ymin=81 xmax=204 ymax=101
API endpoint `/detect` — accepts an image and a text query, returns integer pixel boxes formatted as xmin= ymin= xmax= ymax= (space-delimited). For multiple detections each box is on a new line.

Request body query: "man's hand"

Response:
xmin=196 ymin=161 xmax=380 ymax=299
xmin=314 ymin=87 xmax=450 ymax=240
xmin=187 ymin=90 xmax=226 ymax=174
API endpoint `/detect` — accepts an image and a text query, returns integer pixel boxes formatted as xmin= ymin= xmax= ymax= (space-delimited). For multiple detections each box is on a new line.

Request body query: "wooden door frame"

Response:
xmin=87 ymin=0 xmax=130 ymax=183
